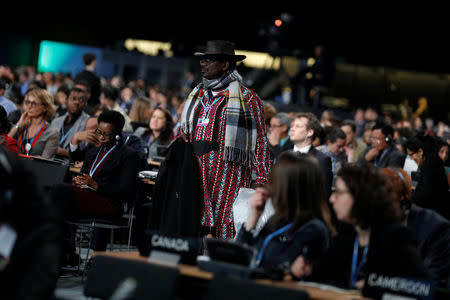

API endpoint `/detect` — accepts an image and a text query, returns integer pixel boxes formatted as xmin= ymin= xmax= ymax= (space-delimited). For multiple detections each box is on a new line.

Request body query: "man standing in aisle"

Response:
xmin=180 ymin=40 xmax=271 ymax=240
xmin=74 ymin=53 xmax=101 ymax=112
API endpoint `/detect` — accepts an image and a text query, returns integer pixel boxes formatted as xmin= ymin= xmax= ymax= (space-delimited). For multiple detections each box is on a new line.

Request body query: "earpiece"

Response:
xmin=307 ymin=132 xmax=312 ymax=138
xmin=115 ymin=135 xmax=120 ymax=141
xmin=385 ymin=136 xmax=392 ymax=143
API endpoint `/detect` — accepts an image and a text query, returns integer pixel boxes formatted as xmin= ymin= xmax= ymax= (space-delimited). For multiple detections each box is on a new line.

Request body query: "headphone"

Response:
xmin=390 ymin=167 xmax=411 ymax=210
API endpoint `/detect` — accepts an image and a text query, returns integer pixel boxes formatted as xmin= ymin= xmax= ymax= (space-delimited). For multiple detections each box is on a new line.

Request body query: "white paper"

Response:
xmin=0 ymin=224 xmax=17 ymax=258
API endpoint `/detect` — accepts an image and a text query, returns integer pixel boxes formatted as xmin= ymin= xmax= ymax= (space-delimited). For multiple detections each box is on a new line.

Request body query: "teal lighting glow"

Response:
xmin=38 ymin=40 xmax=103 ymax=76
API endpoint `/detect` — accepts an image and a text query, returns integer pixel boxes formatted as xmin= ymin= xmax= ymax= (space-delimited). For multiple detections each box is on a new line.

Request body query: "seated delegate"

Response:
xmin=381 ymin=167 xmax=449 ymax=289
xmin=291 ymin=164 xmax=430 ymax=294
xmin=8 ymin=88 xmax=60 ymax=159
xmin=133 ymin=107 xmax=174 ymax=160
xmin=51 ymin=110 xmax=141 ymax=250
xmin=50 ymin=87 xmax=90 ymax=161
xmin=235 ymin=152 xmax=335 ymax=272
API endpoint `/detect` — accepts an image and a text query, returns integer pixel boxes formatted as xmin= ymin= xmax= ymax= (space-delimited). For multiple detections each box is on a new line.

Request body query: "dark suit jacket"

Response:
xmin=308 ymin=146 xmax=333 ymax=198
xmin=407 ymin=204 xmax=450 ymax=288
xmin=80 ymin=142 xmax=141 ymax=204
xmin=236 ymin=218 xmax=329 ymax=270
xmin=412 ymin=164 xmax=450 ymax=220
xmin=358 ymin=144 xmax=405 ymax=168
xmin=309 ymin=223 xmax=430 ymax=291
xmin=269 ymin=138 xmax=294 ymax=160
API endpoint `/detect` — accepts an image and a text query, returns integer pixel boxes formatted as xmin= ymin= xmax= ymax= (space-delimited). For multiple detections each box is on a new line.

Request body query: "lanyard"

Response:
xmin=255 ymin=222 xmax=293 ymax=267
xmin=20 ymin=122 xmax=47 ymax=155
xmin=199 ymin=90 xmax=221 ymax=118
xmin=350 ymin=234 xmax=369 ymax=288
xmin=59 ymin=124 xmax=73 ymax=145
xmin=89 ymin=145 xmax=117 ymax=177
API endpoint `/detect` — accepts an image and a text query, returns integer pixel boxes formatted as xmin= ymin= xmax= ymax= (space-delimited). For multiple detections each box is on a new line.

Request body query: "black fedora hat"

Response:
xmin=194 ymin=40 xmax=246 ymax=61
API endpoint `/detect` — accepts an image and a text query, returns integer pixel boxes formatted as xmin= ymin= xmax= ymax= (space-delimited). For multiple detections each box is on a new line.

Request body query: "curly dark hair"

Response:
xmin=337 ymin=163 xmax=402 ymax=229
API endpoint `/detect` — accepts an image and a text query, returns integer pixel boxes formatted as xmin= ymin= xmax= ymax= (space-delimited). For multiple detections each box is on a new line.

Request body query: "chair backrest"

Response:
xmin=203 ymin=276 xmax=310 ymax=300
xmin=85 ymin=255 xmax=180 ymax=300
xmin=19 ymin=157 xmax=68 ymax=192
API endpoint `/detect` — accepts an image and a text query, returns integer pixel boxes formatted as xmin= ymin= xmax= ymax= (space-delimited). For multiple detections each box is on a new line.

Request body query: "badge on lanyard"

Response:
xmin=197 ymin=118 xmax=209 ymax=127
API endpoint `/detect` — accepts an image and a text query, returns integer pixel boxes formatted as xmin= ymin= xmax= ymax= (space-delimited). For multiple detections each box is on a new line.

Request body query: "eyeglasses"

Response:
xmin=68 ymin=96 xmax=85 ymax=103
xmin=23 ymin=100 xmax=43 ymax=107
xmin=95 ymin=128 xmax=114 ymax=139
xmin=199 ymin=58 xmax=216 ymax=64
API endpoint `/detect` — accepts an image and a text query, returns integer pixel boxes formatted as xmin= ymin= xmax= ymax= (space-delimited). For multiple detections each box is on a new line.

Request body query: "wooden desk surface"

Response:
xmin=93 ymin=251 xmax=213 ymax=280
xmin=92 ymin=251 xmax=371 ymax=300
xmin=69 ymin=166 xmax=82 ymax=173
xmin=148 ymin=159 xmax=161 ymax=167
xmin=141 ymin=178 xmax=155 ymax=185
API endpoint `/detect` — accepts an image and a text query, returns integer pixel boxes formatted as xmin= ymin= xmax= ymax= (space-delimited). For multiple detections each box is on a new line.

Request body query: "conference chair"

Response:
xmin=68 ymin=201 xmax=136 ymax=278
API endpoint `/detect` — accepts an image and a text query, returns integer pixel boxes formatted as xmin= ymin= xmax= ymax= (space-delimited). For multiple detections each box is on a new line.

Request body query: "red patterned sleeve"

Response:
xmin=242 ymin=87 xmax=272 ymax=186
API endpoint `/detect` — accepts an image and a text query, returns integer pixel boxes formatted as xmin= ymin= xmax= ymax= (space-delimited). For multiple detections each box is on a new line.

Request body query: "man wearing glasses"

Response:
xmin=358 ymin=121 xmax=405 ymax=168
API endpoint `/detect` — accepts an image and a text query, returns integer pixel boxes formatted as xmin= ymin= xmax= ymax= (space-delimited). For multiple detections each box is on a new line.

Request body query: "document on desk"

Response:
xmin=0 ymin=224 xmax=17 ymax=259
xmin=138 ymin=170 xmax=158 ymax=179
xmin=297 ymin=281 xmax=360 ymax=294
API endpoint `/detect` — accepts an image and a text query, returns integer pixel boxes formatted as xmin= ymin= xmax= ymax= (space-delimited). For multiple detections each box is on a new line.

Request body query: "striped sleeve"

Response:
xmin=242 ymin=86 xmax=271 ymax=185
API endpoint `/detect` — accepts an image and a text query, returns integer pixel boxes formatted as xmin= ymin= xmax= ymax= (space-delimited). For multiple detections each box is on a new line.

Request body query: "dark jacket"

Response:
xmin=149 ymin=138 xmax=203 ymax=237
xmin=406 ymin=204 xmax=450 ymax=288
xmin=80 ymin=142 xmax=141 ymax=204
xmin=308 ymin=146 xmax=333 ymax=196
xmin=0 ymin=149 xmax=63 ymax=300
xmin=411 ymin=164 xmax=450 ymax=220
xmin=358 ymin=144 xmax=405 ymax=168
xmin=236 ymin=218 xmax=329 ymax=271
xmin=269 ymin=138 xmax=294 ymax=161
xmin=309 ymin=223 xmax=430 ymax=290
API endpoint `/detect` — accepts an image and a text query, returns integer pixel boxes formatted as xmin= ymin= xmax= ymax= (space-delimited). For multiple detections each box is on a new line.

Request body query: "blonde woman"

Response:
xmin=128 ymin=96 xmax=152 ymax=130
xmin=9 ymin=88 xmax=60 ymax=158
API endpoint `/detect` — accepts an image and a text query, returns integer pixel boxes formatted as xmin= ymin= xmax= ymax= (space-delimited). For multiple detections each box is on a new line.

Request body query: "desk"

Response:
xmin=92 ymin=251 xmax=371 ymax=300
xmin=93 ymin=251 xmax=213 ymax=280
xmin=148 ymin=158 xmax=161 ymax=167
xmin=141 ymin=178 xmax=155 ymax=185
xmin=69 ymin=166 xmax=81 ymax=173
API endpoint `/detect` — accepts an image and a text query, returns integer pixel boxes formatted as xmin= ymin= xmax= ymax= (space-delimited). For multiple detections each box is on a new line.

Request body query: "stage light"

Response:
xmin=274 ymin=19 xmax=283 ymax=27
